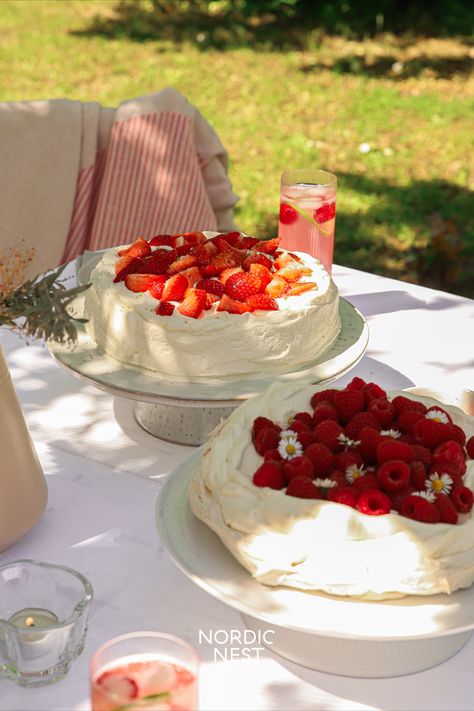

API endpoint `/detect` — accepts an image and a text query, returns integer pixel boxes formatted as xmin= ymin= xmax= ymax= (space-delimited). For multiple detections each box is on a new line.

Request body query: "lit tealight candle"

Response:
xmin=7 ymin=608 xmax=60 ymax=661
xmin=8 ymin=608 xmax=59 ymax=629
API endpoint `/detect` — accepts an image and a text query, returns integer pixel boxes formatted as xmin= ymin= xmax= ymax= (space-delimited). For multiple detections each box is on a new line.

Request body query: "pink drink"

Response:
xmin=278 ymin=170 xmax=337 ymax=274
xmin=91 ymin=658 xmax=198 ymax=711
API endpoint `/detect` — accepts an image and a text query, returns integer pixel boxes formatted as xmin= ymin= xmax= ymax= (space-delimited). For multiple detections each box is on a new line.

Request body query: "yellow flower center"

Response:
xmin=286 ymin=444 xmax=296 ymax=455
xmin=432 ymin=479 xmax=444 ymax=492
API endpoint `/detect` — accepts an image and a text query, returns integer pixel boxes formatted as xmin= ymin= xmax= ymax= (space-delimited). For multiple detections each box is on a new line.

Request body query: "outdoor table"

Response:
xmin=1 ymin=261 xmax=473 ymax=711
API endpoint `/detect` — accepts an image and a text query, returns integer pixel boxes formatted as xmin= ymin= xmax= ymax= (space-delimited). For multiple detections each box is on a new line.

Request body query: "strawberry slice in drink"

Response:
xmin=96 ymin=669 xmax=139 ymax=701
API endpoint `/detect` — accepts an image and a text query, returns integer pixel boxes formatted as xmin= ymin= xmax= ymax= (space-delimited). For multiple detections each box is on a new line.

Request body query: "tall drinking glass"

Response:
xmin=90 ymin=632 xmax=199 ymax=711
xmin=278 ymin=169 xmax=337 ymax=274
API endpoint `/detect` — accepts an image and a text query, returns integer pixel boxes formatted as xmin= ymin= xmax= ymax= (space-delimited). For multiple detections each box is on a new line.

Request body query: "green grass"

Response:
xmin=1 ymin=0 xmax=473 ymax=296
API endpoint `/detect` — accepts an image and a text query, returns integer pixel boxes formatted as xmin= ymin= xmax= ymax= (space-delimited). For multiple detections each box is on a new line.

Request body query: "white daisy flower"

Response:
xmin=337 ymin=433 xmax=361 ymax=449
xmin=345 ymin=463 xmax=366 ymax=484
xmin=282 ymin=409 xmax=297 ymax=427
xmin=425 ymin=472 xmax=453 ymax=496
xmin=412 ymin=490 xmax=436 ymax=503
xmin=381 ymin=429 xmax=401 ymax=439
xmin=278 ymin=431 xmax=303 ymax=460
xmin=426 ymin=409 xmax=449 ymax=424
xmin=314 ymin=478 xmax=337 ymax=490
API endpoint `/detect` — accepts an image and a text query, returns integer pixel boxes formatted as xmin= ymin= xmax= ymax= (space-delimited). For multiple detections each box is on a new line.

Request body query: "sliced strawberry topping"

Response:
xmin=219 ymin=267 xmax=242 ymax=285
xmin=216 ymin=231 xmax=241 ymax=246
xmin=124 ymin=274 xmax=161 ymax=293
xmin=257 ymin=237 xmax=281 ymax=254
xmin=274 ymin=251 xmax=300 ymax=269
xmin=249 ymin=263 xmax=273 ymax=290
xmin=156 ymin=301 xmax=175 ymax=316
xmin=148 ymin=275 xmax=167 ymax=300
xmin=117 ymin=237 xmax=151 ymax=258
xmin=216 ymin=294 xmax=251 ymax=314
xmin=246 ymin=294 xmax=279 ymax=311
xmin=177 ymin=288 xmax=207 ymax=319
xmin=314 ymin=202 xmax=336 ymax=223
xmin=167 ymin=255 xmax=198 ymax=275
xmin=199 ymin=263 xmax=219 ymax=278
xmin=275 ymin=264 xmax=312 ymax=283
xmin=242 ymin=253 xmax=273 ymax=271
xmin=212 ymin=252 xmax=239 ymax=273
xmin=161 ymin=274 xmax=188 ymax=302
xmin=265 ymin=275 xmax=288 ymax=298
xmin=137 ymin=249 xmax=177 ymax=275
xmin=196 ymin=278 xmax=226 ymax=297
xmin=149 ymin=234 xmax=176 ymax=247
xmin=114 ymin=256 xmax=143 ymax=283
xmin=225 ymin=272 xmax=261 ymax=301
xmin=204 ymin=292 xmax=220 ymax=309
xmin=180 ymin=266 xmax=202 ymax=287
xmin=237 ymin=236 xmax=259 ymax=249
xmin=286 ymin=281 xmax=318 ymax=296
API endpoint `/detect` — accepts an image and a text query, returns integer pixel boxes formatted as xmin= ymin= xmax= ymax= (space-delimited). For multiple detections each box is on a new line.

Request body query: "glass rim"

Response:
xmin=0 ymin=558 xmax=93 ymax=632
xmin=90 ymin=630 xmax=200 ymax=674
xmin=281 ymin=168 xmax=337 ymax=187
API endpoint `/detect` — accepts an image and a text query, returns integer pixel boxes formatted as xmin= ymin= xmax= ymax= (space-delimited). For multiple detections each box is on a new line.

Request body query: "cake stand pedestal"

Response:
xmin=49 ymin=294 xmax=369 ymax=446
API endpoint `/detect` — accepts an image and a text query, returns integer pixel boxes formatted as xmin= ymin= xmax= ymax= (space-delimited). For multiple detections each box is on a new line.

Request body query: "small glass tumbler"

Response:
xmin=90 ymin=632 xmax=199 ymax=711
xmin=278 ymin=168 xmax=337 ymax=274
xmin=0 ymin=559 xmax=93 ymax=687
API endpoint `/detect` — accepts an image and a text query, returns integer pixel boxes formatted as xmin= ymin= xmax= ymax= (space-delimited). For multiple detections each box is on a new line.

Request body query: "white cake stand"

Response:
xmin=156 ymin=450 xmax=474 ymax=678
xmin=48 ymin=272 xmax=369 ymax=445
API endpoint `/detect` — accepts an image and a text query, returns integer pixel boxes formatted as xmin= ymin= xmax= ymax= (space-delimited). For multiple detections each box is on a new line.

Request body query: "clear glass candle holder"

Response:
xmin=0 ymin=559 xmax=93 ymax=687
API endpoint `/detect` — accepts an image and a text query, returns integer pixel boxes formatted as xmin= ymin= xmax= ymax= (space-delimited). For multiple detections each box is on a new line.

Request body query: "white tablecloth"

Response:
xmin=1 ymin=263 xmax=473 ymax=711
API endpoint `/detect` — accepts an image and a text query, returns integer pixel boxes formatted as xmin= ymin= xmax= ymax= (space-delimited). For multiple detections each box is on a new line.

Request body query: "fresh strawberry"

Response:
xmin=225 ymin=272 xmax=261 ymax=301
xmin=175 ymin=243 xmax=192 ymax=257
xmin=275 ymin=264 xmax=312 ymax=283
xmin=236 ymin=236 xmax=259 ymax=249
xmin=117 ymin=237 xmax=151 ymax=258
xmin=199 ymin=263 xmax=219 ymax=277
xmin=451 ymin=486 xmax=474 ymax=513
xmin=204 ymin=293 xmax=219 ymax=309
xmin=283 ymin=456 xmax=314 ymax=482
xmin=265 ymin=275 xmax=289 ymax=298
xmin=274 ymin=251 xmax=300 ymax=269
xmin=356 ymin=489 xmax=391 ymax=516
xmin=333 ymin=389 xmax=364 ymax=424
xmin=212 ymin=252 xmax=239 ymax=273
xmin=156 ymin=301 xmax=175 ymax=316
xmin=161 ymin=274 xmax=188 ymax=302
xmin=377 ymin=439 xmax=414 ymax=464
xmin=409 ymin=460 xmax=427 ymax=490
xmin=327 ymin=486 xmax=358 ymax=508
xmin=392 ymin=396 xmax=427 ymax=416
xmin=177 ymin=288 xmax=207 ymax=319
xmin=368 ymin=398 xmax=396 ymax=428
xmin=180 ymin=266 xmax=202 ymax=287
xmin=254 ymin=427 xmax=281 ymax=455
xmin=310 ymin=389 xmax=338 ymax=408
xmin=377 ymin=459 xmax=410 ymax=493
xmin=190 ymin=247 xmax=211 ymax=266
xmin=243 ymin=253 xmax=273 ymax=271
xmin=257 ymin=237 xmax=281 ymax=254
xmin=148 ymin=275 xmax=167 ymax=300
xmin=180 ymin=230 xmax=206 ymax=245
xmin=304 ymin=443 xmax=335 ymax=476
xmin=149 ymin=234 xmax=176 ymax=247
xmin=253 ymin=461 xmax=285 ymax=489
xmin=196 ymin=278 xmax=225 ymax=297
xmin=467 ymin=436 xmax=474 ymax=459
xmin=124 ymin=274 xmax=160 ymax=292
xmin=345 ymin=411 xmax=380 ymax=440
xmin=312 ymin=403 xmax=339 ymax=426
xmin=215 ymin=238 xmax=244 ymax=260
xmin=434 ymin=494 xmax=458 ymax=524
xmin=287 ymin=282 xmax=318 ymax=296
xmin=167 ymin=255 xmax=198 ymax=275
xmin=313 ymin=420 xmax=345 ymax=452
xmin=249 ymin=263 xmax=273 ymax=290
xmin=286 ymin=476 xmax=322 ymax=499
xmin=113 ymin=255 xmax=141 ymax=282
xmin=216 ymin=231 xmax=241 ymax=246
xmin=246 ymin=294 xmax=279 ymax=311
xmin=314 ymin=202 xmax=336 ymax=223
xmin=216 ymin=294 xmax=251 ymax=314
xmin=219 ymin=267 xmax=242 ymax=285
xmin=357 ymin=427 xmax=384 ymax=462
xmin=400 ymin=494 xmax=440 ymax=523
xmin=138 ymin=248 xmax=177 ymax=275
xmin=279 ymin=203 xmax=298 ymax=225
xmin=96 ymin=671 xmax=139 ymax=700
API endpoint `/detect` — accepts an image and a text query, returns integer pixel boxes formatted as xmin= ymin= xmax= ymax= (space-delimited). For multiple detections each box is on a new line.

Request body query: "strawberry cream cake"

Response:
xmin=189 ymin=377 xmax=474 ymax=600
xmin=84 ymin=231 xmax=340 ymax=380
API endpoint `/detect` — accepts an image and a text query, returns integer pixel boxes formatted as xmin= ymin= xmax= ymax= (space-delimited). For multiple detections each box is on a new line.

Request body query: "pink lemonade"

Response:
xmin=91 ymin=657 xmax=198 ymax=711
xmin=278 ymin=182 xmax=336 ymax=274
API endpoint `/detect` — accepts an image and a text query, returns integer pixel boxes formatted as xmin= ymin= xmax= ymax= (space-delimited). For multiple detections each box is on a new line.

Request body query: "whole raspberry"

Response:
xmin=451 ymin=486 xmax=474 ymax=513
xmin=312 ymin=403 xmax=339 ymax=426
xmin=377 ymin=439 xmax=414 ymax=465
xmin=397 ymin=409 xmax=425 ymax=436
xmin=357 ymin=427 xmax=384 ymax=462
xmin=468 ymin=436 xmax=474 ymax=459
xmin=335 ymin=450 xmax=363 ymax=471
xmin=390 ymin=487 xmax=413 ymax=512
xmin=392 ymin=396 xmax=427 ymax=416
xmin=433 ymin=440 xmax=466 ymax=475
xmin=283 ymin=456 xmax=314 ymax=482
xmin=368 ymin=398 xmax=396 ymax=428
xmin=415 ymin=418 xmax=448 ymax=448
xmin=352 ymin=473 xmax=379 ymax=492
xmin=286 ymin=476 xmax=322 ymax=499
xmin=263 ymin=448 xmax=282 ymax=462
xmin=294 ymin=411 xmax=313 ymax=427
xmin=305 ymin=443 xmax=335 ymax=476
xmin=329 ymin=470 xmax=346 ymax=486
xmin=377 ymin=460 xmax=410 ymax=493
xmin=356 ymin=489 xmax=391 ymax=516
xmin=310 ymin=389 xmax=338 ymax=408
xmin=435 ymin=494 xmax=458 ymax=524
xmin=446 ymin=423 xmax=467 ymax=448
xmin=361 ymin=382 xmax=387 ymax=405
xmin=252 ymin=417 xmax=280 ymax=440
xmin=400 ymin=494 xmax=440 ymax=523
xmin=410 ymin=460 xmax=427 ymax=490
xmin=345 ymin=411 xmax=380 ymax=440
xmin=253 ymin=461 xmax=285 ymax=489
xmin=334 ymin=390 xmax=364 ymax=424
xmin=346 ymin=376 xmax=367 ymax=391
xmin=288 ymin=419 xmax=309 ymax=435
xmin=429 ymin=464 xmax=463 ymax=488
xmin=313 ymin=420 xmax=345 ymax=452
xmin=298 ymin=430 xmax=317 ymax=448
xmin=327 ymin=486 xmax=358 ymax=508
xmin=254 ymin=427 xmax=281 ymax=456
xmin=411 ymin=444 xmax=432 ymax=467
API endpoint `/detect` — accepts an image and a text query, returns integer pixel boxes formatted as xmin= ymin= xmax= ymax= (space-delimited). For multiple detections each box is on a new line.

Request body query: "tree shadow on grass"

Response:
xmin=254 ymin=174 xmax=473 ymax=297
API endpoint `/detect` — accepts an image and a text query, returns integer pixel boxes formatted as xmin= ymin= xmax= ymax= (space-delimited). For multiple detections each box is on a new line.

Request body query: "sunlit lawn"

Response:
xmin=1 ymin=0 xmax=473 ymax=295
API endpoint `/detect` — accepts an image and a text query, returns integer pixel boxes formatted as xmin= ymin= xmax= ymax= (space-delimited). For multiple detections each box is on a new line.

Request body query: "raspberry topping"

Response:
xmin=253 ymin=461 xmax=285 ymax=490
xmin=356 ymin=489 xmax=392 ymax=516
xmin=286 ymin=476 xmax=322 ymax=499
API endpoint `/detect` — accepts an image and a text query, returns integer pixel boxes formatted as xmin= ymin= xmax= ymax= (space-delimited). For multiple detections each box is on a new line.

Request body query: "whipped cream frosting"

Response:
xmin=84 ymin=243 xmax=340 ymax=381
xmin=189 ymin=380 xmax=474 ymax=599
